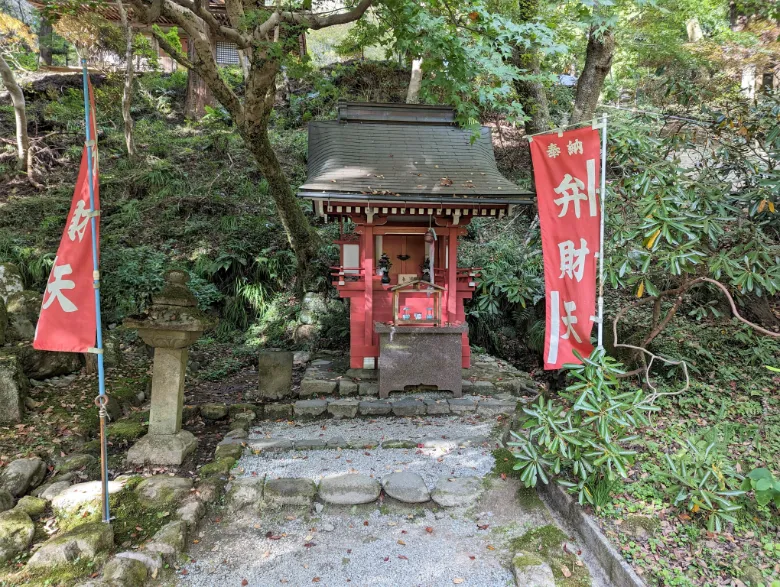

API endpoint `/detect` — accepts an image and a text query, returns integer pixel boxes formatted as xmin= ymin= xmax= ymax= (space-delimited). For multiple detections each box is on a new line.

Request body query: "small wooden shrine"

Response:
xmin=298 ymin=102 xmax=533 ymax=386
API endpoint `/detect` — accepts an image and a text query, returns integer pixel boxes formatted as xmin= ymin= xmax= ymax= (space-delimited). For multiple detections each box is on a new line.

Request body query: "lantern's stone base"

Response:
xmin=127 ymin=430 xmax=197 ymax=466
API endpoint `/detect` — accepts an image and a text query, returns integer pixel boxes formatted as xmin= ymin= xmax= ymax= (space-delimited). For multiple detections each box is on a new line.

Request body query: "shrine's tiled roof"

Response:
xmin=298 ymin=103 xmax=533 ymax=205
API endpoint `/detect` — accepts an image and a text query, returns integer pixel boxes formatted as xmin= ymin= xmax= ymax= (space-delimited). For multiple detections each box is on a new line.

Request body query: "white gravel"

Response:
xmin=179 ymin=507 xmax=516 ymax=587
xmin=236 ymin=446 xmax=496 ymax=487
xmin=249 ymin=414 xmax=496 ymax=444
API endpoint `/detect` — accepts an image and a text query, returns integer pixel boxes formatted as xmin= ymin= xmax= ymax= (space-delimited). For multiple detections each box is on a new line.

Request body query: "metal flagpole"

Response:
xmin=81 ymin=58 xmax=111 ymax=523
xmin=596 ymin=113 xmax=607 ymax=350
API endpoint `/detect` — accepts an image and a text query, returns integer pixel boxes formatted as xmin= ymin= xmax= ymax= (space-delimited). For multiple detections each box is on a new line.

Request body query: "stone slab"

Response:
xmin=299 ymin=378 xmax=338 ymax=397
xmin=328 ymin=400 xmax=359 ymax=419
xmin=358 ymin=382 xmax=379 ymax=396
xmin=359 ymin=401 xmax=392 ymax=416
xmin=381 ymin=472 xmax=430 ymax=504
xmin=264 ymin=403 xmax=293 ymax=420
xmin=430 ymin=476 xmax=483 ymax=507
xmin=424 ymin=399 xmax=451 ymax=415
xmin=476 ymin=399 xmax=517 ymax=416
xmin=318 ymin=474 xmax=380 ymax=505
xmin=264 ymin=478 xmax=317 ymax=506
xmin=293 ymin=400 xmax=329 ymax=419
xmin=127 ymin=431 xmax=197 ymax=466
xmin=512 ymin=553 xmax=556 ymax=587
xmin=392 ymin=399 xmax=425 ymax=417
xmin=448 ymin=398 xmax=477 ymax=413
xmin=294 ymin=439 xmax=327 ymax=450
xmin=338 ymin=379 xmax=358 ymax=396
xmin=248 ymin=439 xmax=293 ymax=452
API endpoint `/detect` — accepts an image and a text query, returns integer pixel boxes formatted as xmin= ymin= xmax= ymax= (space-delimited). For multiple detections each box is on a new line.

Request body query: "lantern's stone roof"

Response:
xmin=298 ymin=103 xmax=533 ymax=205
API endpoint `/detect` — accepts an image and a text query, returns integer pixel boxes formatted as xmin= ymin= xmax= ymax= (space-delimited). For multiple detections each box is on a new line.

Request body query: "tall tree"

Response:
xmin=507 ymin=0 xmax=551 ymax=134
xmin=38 ymin=17 xmax=53 ymax=65
xmin=127 ymin=0 xmax=374 ymax=270
xmin=116 ymin=0 xmax=137 ymax=158
xmin=0 ymin=13 xmax=34 ymax=176
xmin=0 ymin=54 xmax=29 ymax=171
xmin=571 ymin=26 xmax=615 ymax=125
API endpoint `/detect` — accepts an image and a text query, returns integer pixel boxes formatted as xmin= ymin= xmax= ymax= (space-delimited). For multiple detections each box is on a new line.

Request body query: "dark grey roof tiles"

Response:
xmin=298 ymin=119 xmax=532 ymax=202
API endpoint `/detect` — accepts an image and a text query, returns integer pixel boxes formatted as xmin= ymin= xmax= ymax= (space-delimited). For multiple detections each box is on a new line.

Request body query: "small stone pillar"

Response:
xmin=125 ymin=270 xmax=214 ymax=465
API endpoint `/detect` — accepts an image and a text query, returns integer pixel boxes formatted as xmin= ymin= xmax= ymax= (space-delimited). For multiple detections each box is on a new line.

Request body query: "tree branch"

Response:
xmin=167 ymin=0 xmax=251 ymax=48
xmin=288 ymin=0 xmax=374 ymax=30
xmin=612 ymin=276 xmax=780 ymax=404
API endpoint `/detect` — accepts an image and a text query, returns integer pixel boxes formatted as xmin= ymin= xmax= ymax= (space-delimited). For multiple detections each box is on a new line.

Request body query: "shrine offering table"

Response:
xmin=374 ymin=322 xmax=468 ymax=399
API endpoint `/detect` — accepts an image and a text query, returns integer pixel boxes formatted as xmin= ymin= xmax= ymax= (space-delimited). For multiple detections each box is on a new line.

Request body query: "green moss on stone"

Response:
xmin=199 ymin=457 xmax=237 ymax=477
xmin=214 ymin=443 xmax=244 ymax=460
xmin=511 ymin=525 xmax=591 ymax=587
xmin=512 ymin=552 xmax=545 ymax=568
xmin=106 ymin=420 xmax=146 ymax=442
xmin=110 ymin=485 xmax=173 ymax=547
xmin=14 ymin=496 xmax=47 ymax=517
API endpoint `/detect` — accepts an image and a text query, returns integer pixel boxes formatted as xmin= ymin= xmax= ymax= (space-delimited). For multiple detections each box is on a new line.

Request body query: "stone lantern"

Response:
xmin=125 ymin=270 xmax=214 ymax=465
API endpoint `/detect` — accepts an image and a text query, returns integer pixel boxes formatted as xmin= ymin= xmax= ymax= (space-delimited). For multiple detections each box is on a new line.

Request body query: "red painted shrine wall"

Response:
xmin=335 ymin=224 xmax=477 ymax=369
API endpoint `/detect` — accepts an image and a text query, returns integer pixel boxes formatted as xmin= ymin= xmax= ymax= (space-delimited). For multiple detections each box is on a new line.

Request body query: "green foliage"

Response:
xmin=741 ymin=468 xmax=780 ymax=509
xmin=606 ymin=95 xmax=780 ymax=301
xmin=509 ymin=350 xmax=655 ymax=506
xmin=662 ymin=440 xmax=744 ymax=532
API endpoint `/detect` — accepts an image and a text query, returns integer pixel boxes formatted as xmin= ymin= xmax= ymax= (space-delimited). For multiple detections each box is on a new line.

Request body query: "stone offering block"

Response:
xmin=252 ymin=350 xmax=293 ymax=401
xmin=375 ymin=323 xmax=466 ymax=399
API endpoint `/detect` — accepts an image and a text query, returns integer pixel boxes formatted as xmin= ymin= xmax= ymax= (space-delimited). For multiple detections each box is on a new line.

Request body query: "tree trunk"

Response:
xmin=184 ymin=40 xmax=213 ymax=118
xmin=39 ymin=18 xmax=53 ymax=66
xmin=571 ymin=27 xmax=615 ymax=125
xmin=0 ymin=55 xmax=29 ymax=172
xmin=510 ymin=48 xmax=551 ymax=135
xmin=239 ymin=123 xmax=319 ymax=274
xmin=117 ymin=0 xmax=137 ymax=158
xmin=406 ymin=58 xmax=423 ymax=104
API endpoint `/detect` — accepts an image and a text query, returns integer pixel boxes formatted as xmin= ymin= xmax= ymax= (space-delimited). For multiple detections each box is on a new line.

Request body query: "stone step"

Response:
xmin=226 ymin=472 xmax=485 ymax=510
xmin=250 ymin=395 xmax=518 ymax=422
xmin=220 ymin=434 xmax=493 ymax=453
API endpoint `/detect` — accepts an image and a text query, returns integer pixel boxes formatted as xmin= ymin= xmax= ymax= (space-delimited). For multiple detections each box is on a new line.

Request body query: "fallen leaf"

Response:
xmin=312 ymin=578 xmax=320 ymax=583
xmin=397 ymin=540 xmax=406 ymax=546
xmin=453 ymin=578 xmax=464 ymax=584
xmin=180 ymin=569 xmax=189 ymax=576
xmin=398 ymin=555 xmax=408 ymax=560
xmin=425 ymin=527 xmax=434 ymax=534
xmin=304 ymin=542 xmax=316 ymax=548
xmin=486 ymin=545 xmax=495 ymax=550
xmin=561 ymin=565 xmax=572 ymax=578
xmin=477 ymin=524 xmax=489 ymax=530
xmin=241 ymin=580 xmax=248 ymax=586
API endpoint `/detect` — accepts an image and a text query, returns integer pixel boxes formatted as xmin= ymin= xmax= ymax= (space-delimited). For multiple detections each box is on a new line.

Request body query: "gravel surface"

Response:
xmin=179 ymin=507 xmax=516 ymax=587
xmin=249 ymin=414 xmax=497 ymax=444
xmin=236 ymin=446 xmax=496 ymax=487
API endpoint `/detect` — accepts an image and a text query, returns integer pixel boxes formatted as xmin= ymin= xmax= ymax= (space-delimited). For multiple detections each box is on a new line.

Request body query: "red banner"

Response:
xmin=530 ymin=126 xmax=600 ymax=369
xmin=34 ymin=80 xmax=99 ymax=353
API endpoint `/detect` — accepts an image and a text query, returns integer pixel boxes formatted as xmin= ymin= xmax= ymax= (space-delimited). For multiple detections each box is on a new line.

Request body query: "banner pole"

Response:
xmin=596 ymin=113 xmax=607 ymax=350
xmin=80 ymin=58 xmax=110 ymax=523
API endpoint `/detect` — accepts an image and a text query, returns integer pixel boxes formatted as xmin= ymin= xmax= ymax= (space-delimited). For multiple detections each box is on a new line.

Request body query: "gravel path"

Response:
xmin=236 ymin=446 xmax=495 ymax=487
xmin=249 ymin=414 xmax=496 ymax=443
xmin=179 ymin=504 xmax=516 ymax=587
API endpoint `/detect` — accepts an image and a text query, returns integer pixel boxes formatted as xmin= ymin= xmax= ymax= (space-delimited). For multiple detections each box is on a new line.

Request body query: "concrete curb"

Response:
xmin=537 ymin=481 xmax=646 ymax=587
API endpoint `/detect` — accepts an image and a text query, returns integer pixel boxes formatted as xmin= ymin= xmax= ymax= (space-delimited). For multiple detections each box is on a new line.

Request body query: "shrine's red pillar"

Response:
xmin=447 ymin=228 xmax=458 ymax=321
xmin=362 ymin=225 xmax=374 ymax=365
